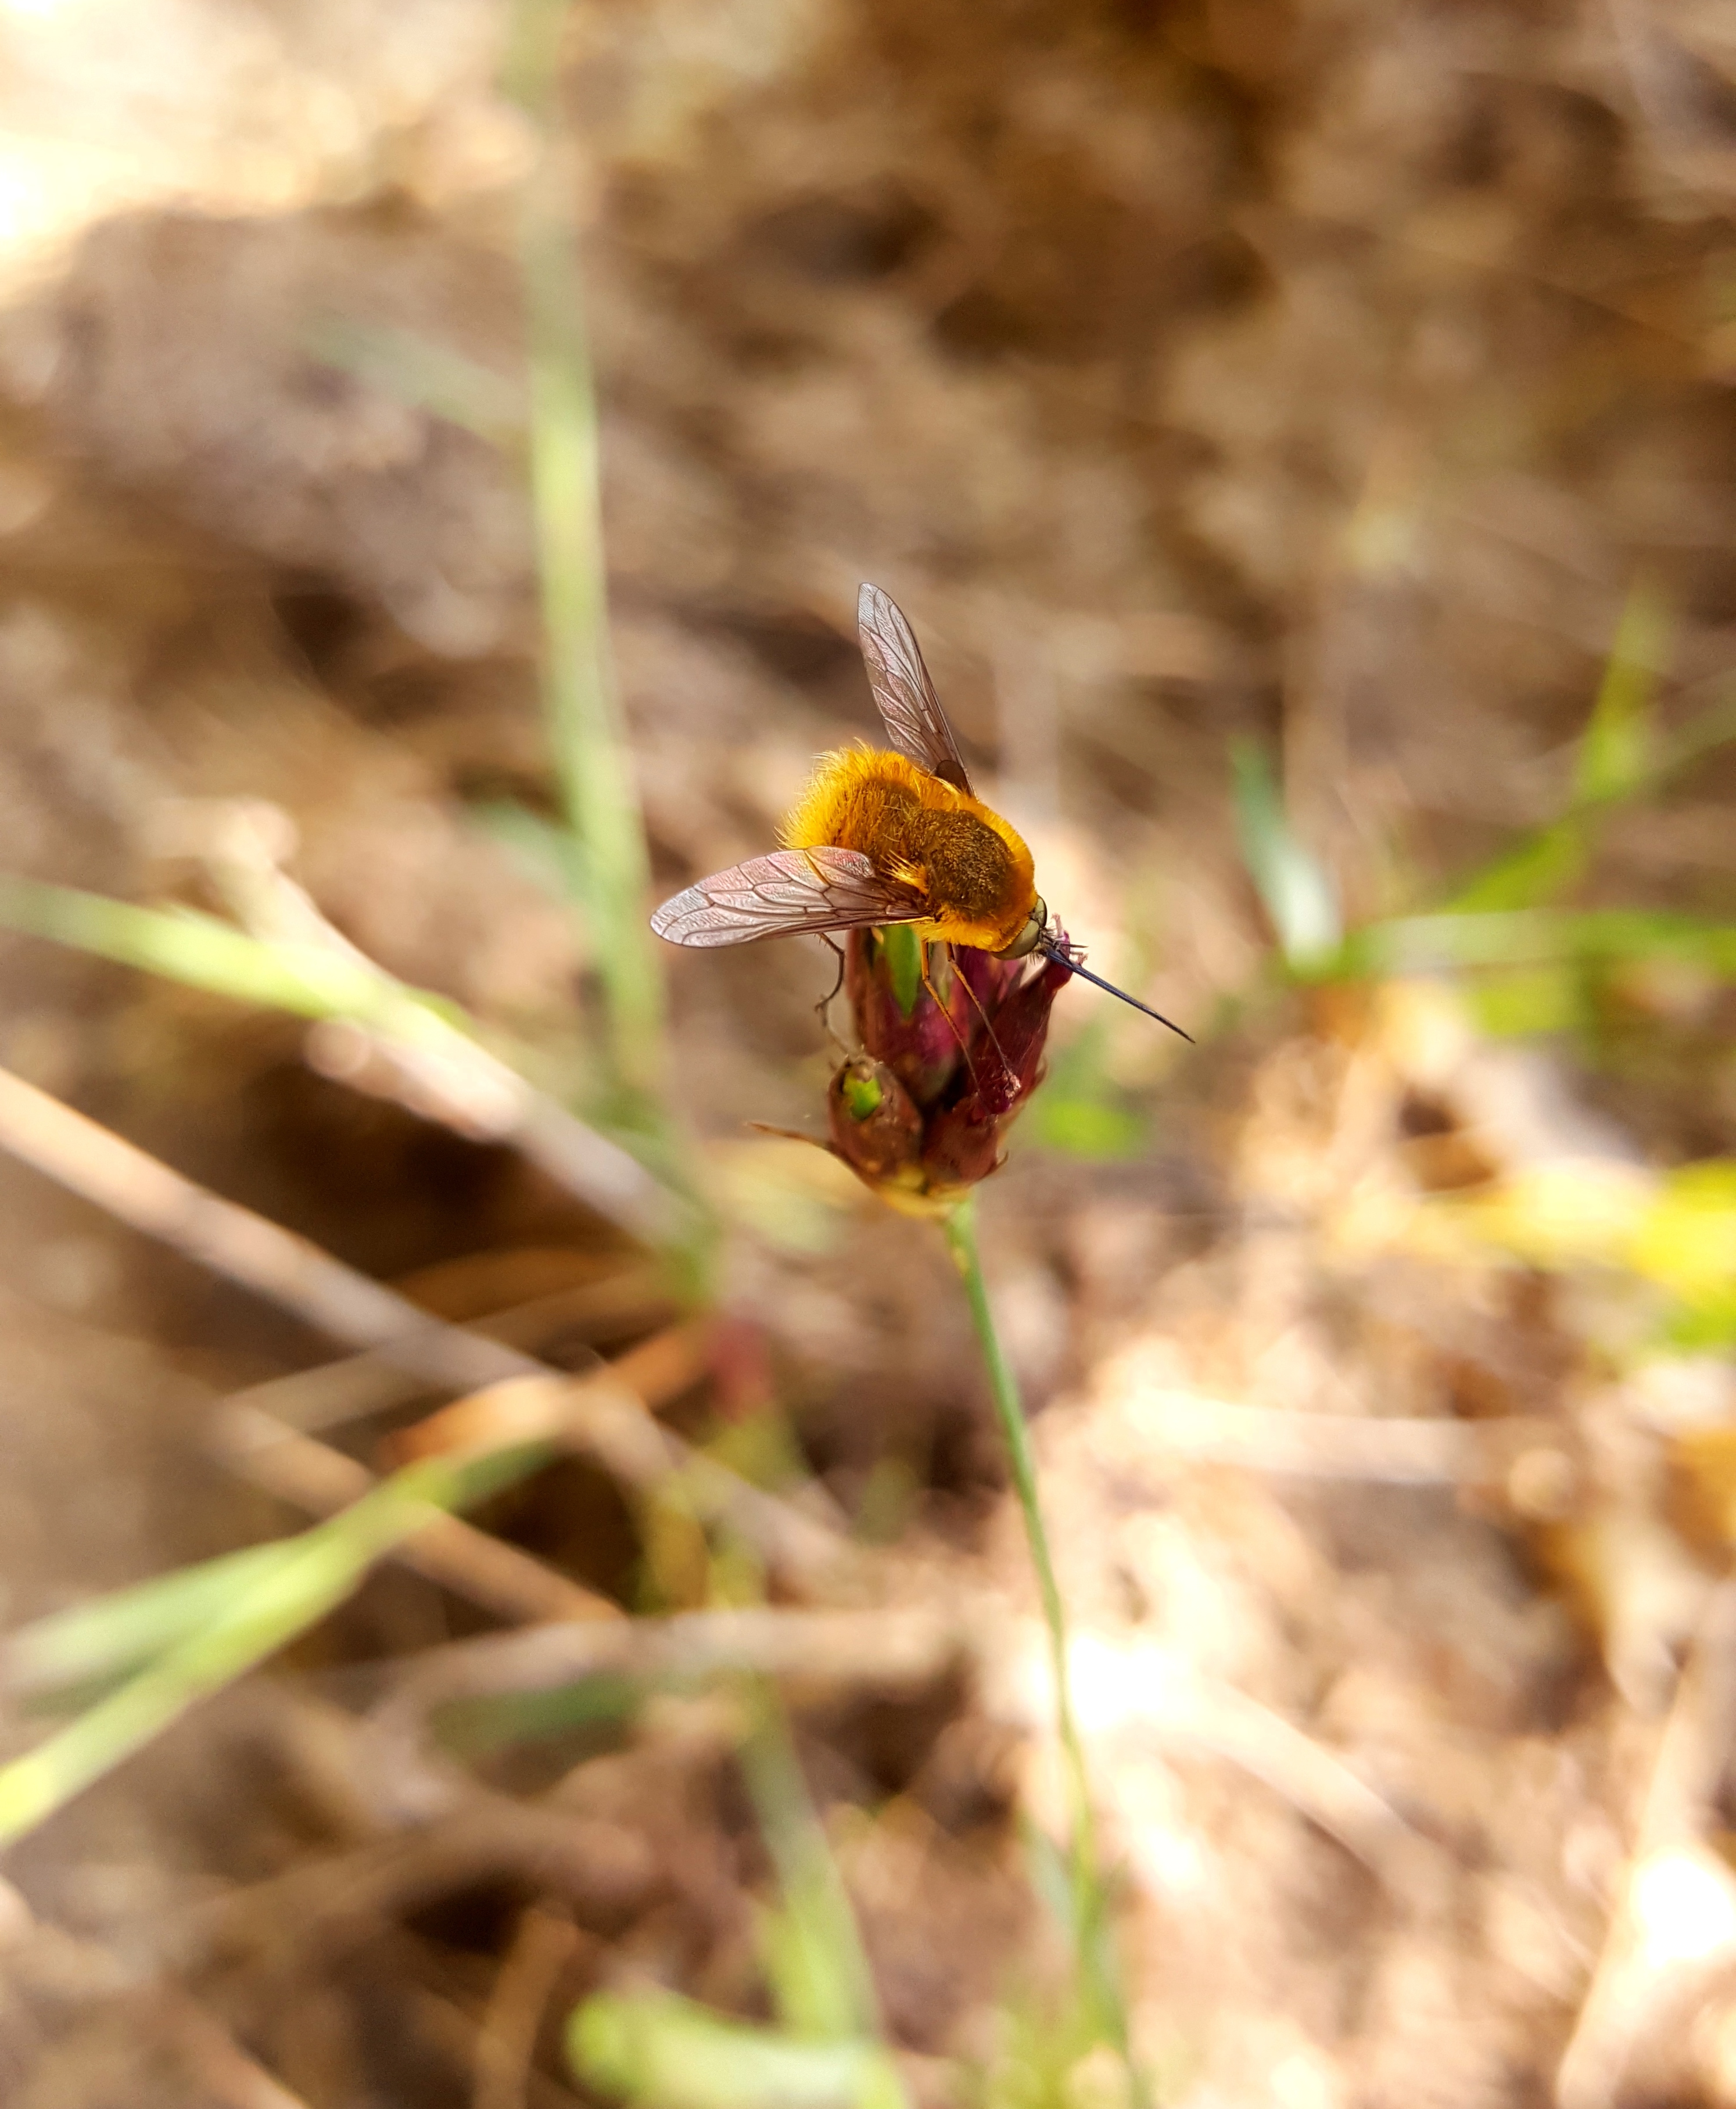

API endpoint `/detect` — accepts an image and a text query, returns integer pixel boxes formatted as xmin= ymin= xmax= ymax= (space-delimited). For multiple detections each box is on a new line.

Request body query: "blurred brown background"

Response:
xmin=1 ymin=0 xmax=1735 ymax=2104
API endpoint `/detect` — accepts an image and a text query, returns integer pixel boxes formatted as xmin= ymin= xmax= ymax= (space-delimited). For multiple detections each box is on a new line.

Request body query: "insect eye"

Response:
xmin=999 ymin=898 xmax=1047 ymax=959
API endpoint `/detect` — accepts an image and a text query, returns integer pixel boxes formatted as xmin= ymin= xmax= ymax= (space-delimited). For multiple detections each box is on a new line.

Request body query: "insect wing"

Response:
xmin=650 ymin=847 xmax=923 ymax=948
xmin=858 ymin=583 xmax=973 ymax=795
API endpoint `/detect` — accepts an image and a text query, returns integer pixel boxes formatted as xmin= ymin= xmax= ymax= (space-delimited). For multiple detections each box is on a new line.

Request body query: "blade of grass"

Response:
xmin=0 ymin=872 xmax=684 ymax=1243
xmin=0 ymin=1439 xmax=551 ymax=1850
xmin=0 ymin=872 xmax=471 ymax=1035
xmin=737 ymin=1688 xmax=883 ymax=2043
xmin=306 ymin=314 xmax=526 ymax=450
xmin=372 ymin=1606 xmax=964 ymax=1767
xmin=0 ymin=1064 xmax=840 ymax=1585
xmin=472 ymin=798 xmax=589 ymax=903
xmin=1325 ymin=907 xmax=1736 ymax=982
xmin=1574 ymin=579 xmax=1667 ymax=805
xmin=503 ymin=0 xmax=665 ymax=1113
xmin=1230 ymin=738 xmax=1342 ymax=969
xmin=0 ymin=1541 xmax=304 ymax=1701
xmin=570 ymin=1989 xmax=906 ymax=2109
xmin=567 ymin=1685 xmax=910 ymax=2107
xmin=1450 ymin=580 xmax=1670 ymax=914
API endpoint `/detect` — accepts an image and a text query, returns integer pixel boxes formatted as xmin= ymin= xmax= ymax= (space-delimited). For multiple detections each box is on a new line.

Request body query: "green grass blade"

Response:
xmin=1446 ymin=822 xmax=1591 ymax=917
xmin=471 ymin=798 xmax=590 ymax=903
xmin=306 ymin=315 xmax=526 ymax=449
xmin=0 ymin=1441 xmax=554 ymax=1850
xmin=0 ymin=1541 xmax=304 ymax=1701
xmin=1327 ymin=908 xmax=1736 ymax=981
xmin=1449 ymin=580 xmax=1672 ymax=914
xmin=1574 ymin=580 xmax=1666 ymax=806
xmin=0 ymin=874 xmax=469 ymax=1040
xmin=569 ymin=1990 xmax=907 ymax=2109
xmin=1230 ymin=740 xmax=1342 ymax=969
xmin=503 ymin=0 xmax=665 ymax=1108
xmin=738 ymin=1691 xmax=881 ymax=2042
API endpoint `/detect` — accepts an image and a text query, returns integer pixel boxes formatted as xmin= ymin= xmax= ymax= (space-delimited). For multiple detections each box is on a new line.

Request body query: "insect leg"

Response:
xmin=950 ymin=951 xmax=1019 ymax=1101
xmin=815 ymin=934 xmax=849 ymax=1054
xmin=919 ymin=944 xmax=980 ymax=1085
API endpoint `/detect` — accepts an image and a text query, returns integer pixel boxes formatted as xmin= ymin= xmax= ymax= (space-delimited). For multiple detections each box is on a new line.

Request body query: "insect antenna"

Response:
xmin=1037 ymin=938 xmax=1194 ymax=1043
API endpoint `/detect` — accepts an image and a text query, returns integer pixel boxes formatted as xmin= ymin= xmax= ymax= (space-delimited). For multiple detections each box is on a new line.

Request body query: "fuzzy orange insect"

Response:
xmin=779 ymin=745 xmax=1037 ymax=955
xmin=650 ymin=585 xmax=1189 ymax=1038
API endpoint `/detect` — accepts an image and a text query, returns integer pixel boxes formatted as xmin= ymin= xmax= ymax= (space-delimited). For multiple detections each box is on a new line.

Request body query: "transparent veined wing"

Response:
xmin=857 ymin=583 xmax=973 ymax=795
xmin=650 ymin=846 xmax=926 ymax=948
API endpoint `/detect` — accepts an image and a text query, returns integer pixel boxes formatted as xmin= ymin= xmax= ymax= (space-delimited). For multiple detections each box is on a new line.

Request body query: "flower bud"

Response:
xmin=827 ymin=1053 xmax=924 ymax=1194
xmin=827 ymin=928 xmax=1070 ymax=1214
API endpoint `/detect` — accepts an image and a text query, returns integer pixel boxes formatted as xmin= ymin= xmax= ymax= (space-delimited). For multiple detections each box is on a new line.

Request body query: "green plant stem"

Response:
xmin=505 ymin=0 xmax=665 ymax=1107
xmin=945 ymin=1194 xmax=1135 ymax=2075
xmin=944 ymin=1197 xmax=1094 ymax=1871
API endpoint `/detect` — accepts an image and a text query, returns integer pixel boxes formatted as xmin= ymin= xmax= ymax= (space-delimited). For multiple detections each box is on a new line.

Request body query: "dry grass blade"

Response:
xmin=0 ymin=1880 xmax=311 ymax=2107
xmin=371 ymin=1598 xmax=1439 ymax=1897
xmin=172 ymin=1794 xmax=655 ymax=1974
xmin=373 ymin=1604 xmax=970 ymax=1750
xmin=206 ymin=1405 xmax=622 ymax=1627
xmin=399 ymin=1965 xmax=589 ymax=2109
xmin=0 ymin=860 xmax=686 ymax=1246
xmin=306 ymin=1012 xmax=682 ymax=1247
xmin=0 ymin=1064 xmax=533 ymax=1394
xmin=164 ymin=1989 xmax=315 ymax=2109
xmin=379 ymin=1339 xmax=854 ymax=1590
xmin=474 ymin=1907 xmax=581 ymax=2109
xmin=233 ymin=1268 xmax=673 ymax=1438
xmin=1118 ymin=1387 xmax=1563 ymax=1489
xmin=992 ymin=1629 xmax=1450 ymax=1894
xmin=1152 ymin=1674 xmax=1448 ymax=1891
xmin=0 ymin=1065 xmax=851 ymax=1588
xmin=208 ymin=1326 xmax=713 ymax=1626
xmin=1555 ymin=1582 xmax=1736 ymax=2109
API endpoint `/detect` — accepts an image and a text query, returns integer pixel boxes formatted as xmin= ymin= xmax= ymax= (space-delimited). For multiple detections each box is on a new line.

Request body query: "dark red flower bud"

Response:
xmin=845 ymin=929 xmax=971 ymax=1108
xmin=827 ymin=1053 xmax=925 ymax=1196
xmin=827 ymin=928 xmax=1070 ymax=1214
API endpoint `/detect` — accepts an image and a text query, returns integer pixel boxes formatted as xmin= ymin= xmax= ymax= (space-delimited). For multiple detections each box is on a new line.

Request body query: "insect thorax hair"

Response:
xmin=781 ymin=749 xmax=1034 ymax=943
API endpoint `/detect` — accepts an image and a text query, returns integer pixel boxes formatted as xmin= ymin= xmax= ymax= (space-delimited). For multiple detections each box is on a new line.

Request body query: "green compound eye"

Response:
xmin=998 ymin=897 xmax=1047 ymax=959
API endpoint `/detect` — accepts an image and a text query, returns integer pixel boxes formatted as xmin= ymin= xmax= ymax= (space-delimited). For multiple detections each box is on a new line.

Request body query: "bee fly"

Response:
xmin=651 ymin=584 xmax=1191 ymax=1043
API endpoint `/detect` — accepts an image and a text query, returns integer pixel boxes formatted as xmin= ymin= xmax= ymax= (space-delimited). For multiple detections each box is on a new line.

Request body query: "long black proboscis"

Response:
xmin=1038 ymin=938 xmax=1194 ymax=1042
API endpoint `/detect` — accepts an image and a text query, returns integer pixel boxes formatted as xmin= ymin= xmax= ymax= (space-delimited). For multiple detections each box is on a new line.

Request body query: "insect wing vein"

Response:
xmin=650 ymin=847 xmax=923 ymax=948
xmin=857 ymin=583 xmax=973 ymax=795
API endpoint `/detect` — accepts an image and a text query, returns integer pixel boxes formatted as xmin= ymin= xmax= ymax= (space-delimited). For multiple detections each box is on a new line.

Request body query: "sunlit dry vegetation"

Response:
xmin=0 ymin=1 xmax=1734 ymax=2104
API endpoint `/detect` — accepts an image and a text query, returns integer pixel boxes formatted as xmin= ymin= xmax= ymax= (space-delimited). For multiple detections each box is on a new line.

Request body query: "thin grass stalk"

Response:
xmin=504 ymin=0 xmax=665 ymax=1109
xmin=944 ymin=1193 xmax=1139 ymax=2078
xmin=0 ymin=873 xmax=684 ymax=1244
xmin=736 ymin=1683 xmax=884 ymax=2042
xmin=0 ymin=1443 xmax=548 ymax=1850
